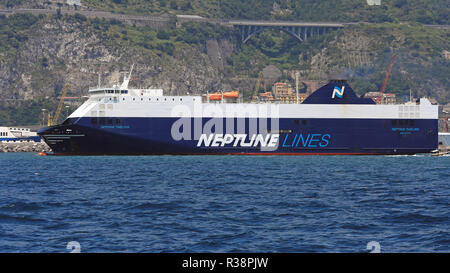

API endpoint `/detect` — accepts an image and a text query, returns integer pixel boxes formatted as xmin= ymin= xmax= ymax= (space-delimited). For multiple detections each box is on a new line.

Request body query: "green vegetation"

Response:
xmin=0 ymin=0 xmax=26 ymax=8
xmin=0 ymin=14 xmax=41 ymax=59
xmin=231 ymin=22 xmax=448 ymax=98
xmin=58 ymin=0 xmax=450 ymax=24
xmin=231 ymin=28 xmax=338 ymax=75
xmin=84 ymin=16 xmax=236 ymax=56
xmin=3 ymin=0 xmax=446 ymax=24
xmin=0 ymin=99 xmax=60 ymax=126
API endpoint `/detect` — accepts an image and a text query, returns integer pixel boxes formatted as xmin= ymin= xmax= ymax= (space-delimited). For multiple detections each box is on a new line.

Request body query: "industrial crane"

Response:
xmin=378 ymin=54 xmax=396 ymax=104
xmin=48 ymin=83 xmax=69 ymax=126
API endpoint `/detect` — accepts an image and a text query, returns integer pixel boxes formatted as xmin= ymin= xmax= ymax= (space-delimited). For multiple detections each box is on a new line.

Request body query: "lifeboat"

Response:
xmin=207 ymin=91 xmax=239 ymax=101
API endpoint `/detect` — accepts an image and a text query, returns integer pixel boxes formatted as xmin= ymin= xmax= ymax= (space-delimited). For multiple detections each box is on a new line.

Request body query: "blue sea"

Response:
xmin=0 ymin=153 xmax=448 ymax=253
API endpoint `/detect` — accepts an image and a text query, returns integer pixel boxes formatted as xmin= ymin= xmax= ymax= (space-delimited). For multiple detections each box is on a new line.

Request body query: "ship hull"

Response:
xmin=38 ymin=117 xmax=438 ymax=155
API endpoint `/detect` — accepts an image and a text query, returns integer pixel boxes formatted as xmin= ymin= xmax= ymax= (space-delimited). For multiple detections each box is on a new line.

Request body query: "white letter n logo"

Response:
xmin=332 ymin=86 xmax=345 ymax=99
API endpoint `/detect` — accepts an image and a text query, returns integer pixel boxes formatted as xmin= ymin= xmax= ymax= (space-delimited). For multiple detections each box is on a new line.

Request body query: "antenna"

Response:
xmin=295 ymin=72 xmax=299 ymax=104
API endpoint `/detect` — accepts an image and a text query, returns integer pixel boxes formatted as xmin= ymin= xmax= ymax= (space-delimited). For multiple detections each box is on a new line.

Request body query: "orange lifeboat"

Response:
xmin=207 ymin=91 xmax=239 ymax=101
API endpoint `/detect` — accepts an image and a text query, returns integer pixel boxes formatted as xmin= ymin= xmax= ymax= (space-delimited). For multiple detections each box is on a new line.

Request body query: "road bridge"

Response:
xmin=228 ymin=20 xmax=345 ymax=43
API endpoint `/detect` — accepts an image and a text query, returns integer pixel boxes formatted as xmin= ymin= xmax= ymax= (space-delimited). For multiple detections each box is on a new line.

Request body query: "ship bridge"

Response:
xmin=88 ymin=87 xmax=163 ymax=97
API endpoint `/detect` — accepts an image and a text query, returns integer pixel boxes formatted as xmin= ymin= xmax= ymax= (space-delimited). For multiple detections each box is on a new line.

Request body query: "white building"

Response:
xmin=367 ymin=0 xmax=381 ymax=5
xmin=67 ymin=0 xmax=81 ymax=6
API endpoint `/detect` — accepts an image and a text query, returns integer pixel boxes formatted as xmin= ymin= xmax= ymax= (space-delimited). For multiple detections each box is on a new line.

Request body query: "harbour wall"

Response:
xmin=0 ymin=142 xmax=51 ymax=153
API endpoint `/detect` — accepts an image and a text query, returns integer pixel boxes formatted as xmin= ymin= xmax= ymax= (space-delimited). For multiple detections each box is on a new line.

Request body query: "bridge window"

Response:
xmin=91 ymin=117 xmax=97 ymax=124
xmin=116 ymin=119 xmax=120 ymax=125
xmin=391 ymin=120 xmax=397 ymax=126
xmin=99 ymin=118 xmax=105 ymax=125
xmin=108 ymin=119 xmax=113 ymax=125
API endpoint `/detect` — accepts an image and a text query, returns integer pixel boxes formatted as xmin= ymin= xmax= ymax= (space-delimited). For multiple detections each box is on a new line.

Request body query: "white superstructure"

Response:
xmin=0 ymin=127 xmax=40 ymax=142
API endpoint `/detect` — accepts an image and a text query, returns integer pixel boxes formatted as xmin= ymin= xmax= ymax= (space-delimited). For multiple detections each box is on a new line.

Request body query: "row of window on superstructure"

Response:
xmin=91 ymin=90 xmax=128 ymax=94
xmin=90 ymin=117 xmax=121 ymax=125
xmin=98 ymin=97 xmax=192 ymax=102
xmin=127 ymin=97 xmax=186 ymax=102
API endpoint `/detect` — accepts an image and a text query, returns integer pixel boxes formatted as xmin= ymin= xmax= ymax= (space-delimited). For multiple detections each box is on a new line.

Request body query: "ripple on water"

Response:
xmin=0 ymin=153 xmax=448 ymax=252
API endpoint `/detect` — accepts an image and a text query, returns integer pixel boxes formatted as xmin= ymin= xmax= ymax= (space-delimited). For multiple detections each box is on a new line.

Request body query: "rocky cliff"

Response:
xmin=0 ymin=14 xmax=234 ymax=101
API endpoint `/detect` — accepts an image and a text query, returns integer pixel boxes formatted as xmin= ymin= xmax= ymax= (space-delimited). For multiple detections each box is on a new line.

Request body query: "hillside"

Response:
xmin=0 ymin=1 xmax=448 ymax=125
xmin=2 ymin=0 xmax=448 ymax=24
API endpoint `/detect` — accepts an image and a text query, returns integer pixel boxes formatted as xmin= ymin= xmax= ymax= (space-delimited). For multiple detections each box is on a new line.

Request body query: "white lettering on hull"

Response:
xmin=197 ymin=134 xmax=279 ymax=148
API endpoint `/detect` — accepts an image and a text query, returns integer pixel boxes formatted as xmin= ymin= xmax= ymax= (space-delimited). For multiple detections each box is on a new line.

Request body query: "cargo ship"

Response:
xmin=38 ymin=72 xmax=438 ymax=155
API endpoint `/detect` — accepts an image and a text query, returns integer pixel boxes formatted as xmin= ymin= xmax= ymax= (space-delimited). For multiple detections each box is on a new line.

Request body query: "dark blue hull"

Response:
xmin=38 ymin=117 xmax=438 ymax=155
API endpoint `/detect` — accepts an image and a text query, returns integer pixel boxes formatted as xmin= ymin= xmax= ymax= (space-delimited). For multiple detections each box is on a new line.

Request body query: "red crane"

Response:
xmin=378 ymin=54 xmax=396 ymax=104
